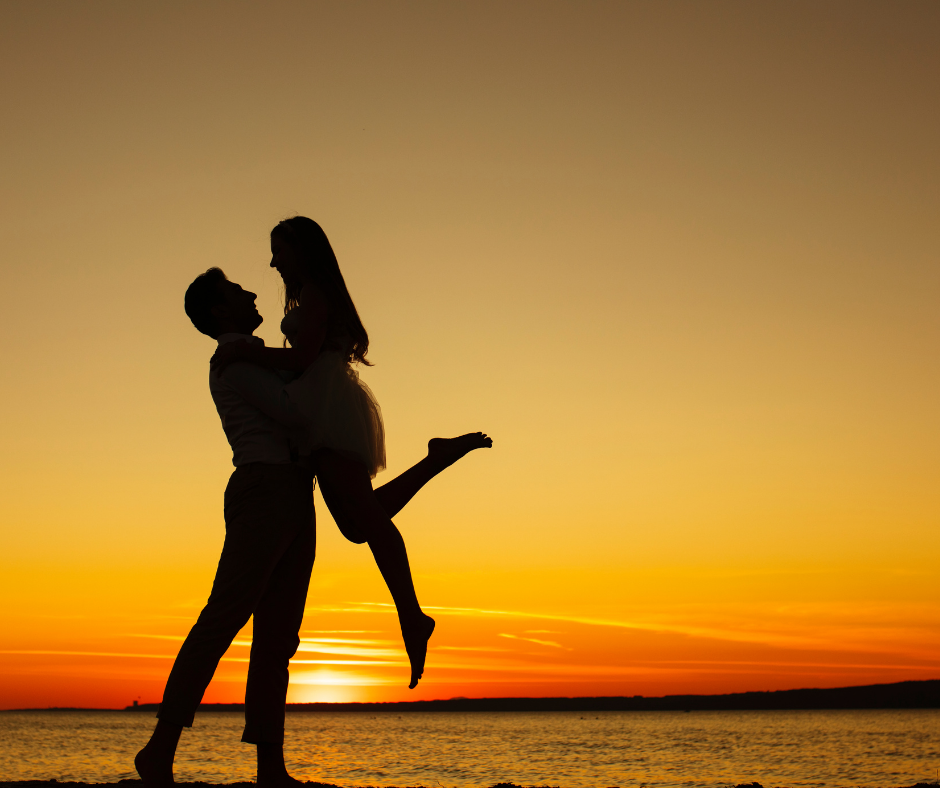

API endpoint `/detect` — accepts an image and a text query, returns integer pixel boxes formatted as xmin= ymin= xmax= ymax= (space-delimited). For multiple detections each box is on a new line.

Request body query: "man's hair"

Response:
xmin=184 ymin=268 xmax=228 ymax=338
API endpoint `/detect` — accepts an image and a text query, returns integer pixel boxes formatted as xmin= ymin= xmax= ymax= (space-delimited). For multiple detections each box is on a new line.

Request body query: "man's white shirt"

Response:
xmin=209 ymin=333 xmax=294 ymax=466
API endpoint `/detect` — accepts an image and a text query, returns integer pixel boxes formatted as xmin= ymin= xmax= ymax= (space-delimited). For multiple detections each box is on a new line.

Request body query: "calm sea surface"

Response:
xmin=0 ymin=710 xmax=937 ymax=788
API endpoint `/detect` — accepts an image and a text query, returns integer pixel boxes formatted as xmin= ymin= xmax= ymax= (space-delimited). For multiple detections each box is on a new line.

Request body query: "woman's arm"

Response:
xmin=211 ymin=284 xmax=328 ymax=373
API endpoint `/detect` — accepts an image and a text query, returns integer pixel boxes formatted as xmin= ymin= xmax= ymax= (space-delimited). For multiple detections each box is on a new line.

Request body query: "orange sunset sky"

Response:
xmin=1 ymin=1 xmax=939 ymax=710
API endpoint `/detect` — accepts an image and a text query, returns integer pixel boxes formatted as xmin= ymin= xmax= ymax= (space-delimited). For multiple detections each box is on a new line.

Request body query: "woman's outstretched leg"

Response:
xmin=373 ymin=432 xmax=493 ymax=519
xmin=315 ymin=449 xmax=435 ymax=688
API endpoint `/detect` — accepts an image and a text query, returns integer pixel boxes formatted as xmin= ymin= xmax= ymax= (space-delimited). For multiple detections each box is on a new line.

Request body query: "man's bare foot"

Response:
xmin=403 ymin=614 xmax=436 ymax=689
xmin=257 ymin=742 xmax=306 ymax=788
xmin=135 ymin=746 xmax=175 ymax=788
xmin=427 ymin=433 xmax=492 ymax=470
xmin=257 ymin=775 xmax=307 ymax=788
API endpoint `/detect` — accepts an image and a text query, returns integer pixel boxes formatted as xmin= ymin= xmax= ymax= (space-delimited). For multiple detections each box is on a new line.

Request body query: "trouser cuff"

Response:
xmin=241 ymin=720 xmax=285 ymax=745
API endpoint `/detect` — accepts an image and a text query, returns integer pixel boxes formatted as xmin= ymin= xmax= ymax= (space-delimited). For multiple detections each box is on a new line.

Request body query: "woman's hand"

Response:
xmin=210 ymin=340 xmax=250 ymax=373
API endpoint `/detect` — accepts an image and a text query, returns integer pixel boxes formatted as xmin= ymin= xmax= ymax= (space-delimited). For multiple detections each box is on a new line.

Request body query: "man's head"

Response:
xmin=184 ymin=268 xmax=262 ymax=338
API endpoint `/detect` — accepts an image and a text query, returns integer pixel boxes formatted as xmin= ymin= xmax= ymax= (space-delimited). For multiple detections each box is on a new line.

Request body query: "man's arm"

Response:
xmin=219 ymin=363 xmax=306 ymax=430
xmin=212 ymin=288 xmax=330 ymax=373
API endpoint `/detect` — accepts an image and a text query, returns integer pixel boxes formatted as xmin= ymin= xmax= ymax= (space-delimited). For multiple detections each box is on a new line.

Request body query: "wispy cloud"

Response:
xmin=421 ymin=660 xmax=675 ymax=676
xmin=290 ymin=671 xmax=401 ymax=686
xmin=499 ymin=633 xmax=570 ymax=650
xmin=652 ymin=659 xmax=940 ymax=670
xmin=0 ymin=649 xmax=176 ymax=659
xmin=328 ymin=602 xmax=832 ymax=649
xmin=295 ymin=640 xmax=401 ymax=659
xmin=127 ymin=634 xmax=401 ymax=660
xmin=300 ymin=637 xmax=395 ymax=645
xmin=290 ymin=659 xmax=406 ymax=666
xmin=217 ymin=637 xmax=403 ymax=660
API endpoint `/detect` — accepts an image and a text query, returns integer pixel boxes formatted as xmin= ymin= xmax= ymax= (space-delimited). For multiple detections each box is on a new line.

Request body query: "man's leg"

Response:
xmin=241 ymin=468 xmax=316 ymax=788
xmin=136 ymin=464 xmax=312 ymax=788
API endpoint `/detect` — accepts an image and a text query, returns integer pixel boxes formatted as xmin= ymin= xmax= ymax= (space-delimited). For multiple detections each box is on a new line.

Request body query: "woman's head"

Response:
xmin=270 ymin=216 xmax=371 ymax=365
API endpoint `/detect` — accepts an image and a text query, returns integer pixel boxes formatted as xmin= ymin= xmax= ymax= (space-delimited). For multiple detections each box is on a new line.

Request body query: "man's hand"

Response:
xmin=210 ymin=340 xmax=250 ymax=373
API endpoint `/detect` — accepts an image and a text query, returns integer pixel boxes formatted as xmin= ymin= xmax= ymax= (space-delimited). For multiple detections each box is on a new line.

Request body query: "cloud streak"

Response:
xmin=498 ymin=633 xmax=570 ymax=650
xmin=316 ymin=602 xmax=831 ymax=649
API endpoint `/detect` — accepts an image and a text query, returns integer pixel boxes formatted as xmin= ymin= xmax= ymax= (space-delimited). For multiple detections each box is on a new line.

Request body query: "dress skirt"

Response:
xmin=284 ymin=351 xmax=386 ymax=478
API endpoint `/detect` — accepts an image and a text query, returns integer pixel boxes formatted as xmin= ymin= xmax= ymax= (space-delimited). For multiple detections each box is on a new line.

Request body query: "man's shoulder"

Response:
xmin=217 ymin=332 xmax=262 ymax=347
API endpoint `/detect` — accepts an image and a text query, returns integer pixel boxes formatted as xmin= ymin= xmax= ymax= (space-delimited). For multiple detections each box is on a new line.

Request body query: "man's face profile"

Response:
xmin=212 ymin=280 xmax=262 ymax=334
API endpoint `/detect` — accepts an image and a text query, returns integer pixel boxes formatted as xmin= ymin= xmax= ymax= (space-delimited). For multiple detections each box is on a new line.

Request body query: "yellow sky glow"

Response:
xmin=1 ymin=1 xmax=938 ymax=709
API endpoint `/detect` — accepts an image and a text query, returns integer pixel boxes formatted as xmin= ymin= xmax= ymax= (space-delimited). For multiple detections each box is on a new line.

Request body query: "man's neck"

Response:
xmin=217 ymin=324 xmax=256 ymax=337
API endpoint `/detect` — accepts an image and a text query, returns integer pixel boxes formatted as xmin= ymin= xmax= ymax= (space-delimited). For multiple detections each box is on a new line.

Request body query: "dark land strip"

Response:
xmin=8 ymin=679 xmax=940 ymax=714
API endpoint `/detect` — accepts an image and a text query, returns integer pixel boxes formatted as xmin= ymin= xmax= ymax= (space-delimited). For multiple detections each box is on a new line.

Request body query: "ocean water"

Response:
xmin=0 ymin=709 xmax=937 ymax=788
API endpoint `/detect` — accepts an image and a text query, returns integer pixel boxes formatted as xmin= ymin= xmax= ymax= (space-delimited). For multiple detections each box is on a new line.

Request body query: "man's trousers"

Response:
xmin=157 ymin=462 xmax=315 ymax=744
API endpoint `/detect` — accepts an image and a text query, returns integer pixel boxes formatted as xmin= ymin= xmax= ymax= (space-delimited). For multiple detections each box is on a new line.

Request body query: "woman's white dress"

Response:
xmin=281 ymin=307 xmax=386 ymax=478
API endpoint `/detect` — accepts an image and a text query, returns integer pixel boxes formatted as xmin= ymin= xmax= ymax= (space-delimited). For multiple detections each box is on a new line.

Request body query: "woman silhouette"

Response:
xmin=211 ymin=216 xmax=490 ymax=687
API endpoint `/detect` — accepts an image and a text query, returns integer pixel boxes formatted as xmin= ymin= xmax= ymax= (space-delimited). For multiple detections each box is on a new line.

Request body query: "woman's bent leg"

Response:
xmin=316 ymin=449 xmax=435 ymax=688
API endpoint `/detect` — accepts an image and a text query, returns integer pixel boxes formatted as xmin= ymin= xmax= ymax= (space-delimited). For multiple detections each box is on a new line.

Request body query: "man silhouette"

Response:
xmin=136 ymin=268 xmax=489 ymax=788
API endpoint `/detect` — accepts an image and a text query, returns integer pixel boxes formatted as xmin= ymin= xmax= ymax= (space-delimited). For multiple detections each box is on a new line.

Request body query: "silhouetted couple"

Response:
xmin=135 ymin=217 xmax=491 ymax=788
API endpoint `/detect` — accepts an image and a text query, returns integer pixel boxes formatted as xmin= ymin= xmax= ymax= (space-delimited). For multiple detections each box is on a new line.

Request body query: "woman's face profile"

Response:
xmin=270 ymin=234 xmax=303 ymax=284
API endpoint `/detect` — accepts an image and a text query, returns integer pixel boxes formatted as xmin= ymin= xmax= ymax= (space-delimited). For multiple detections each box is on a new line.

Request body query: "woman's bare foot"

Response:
xmin=403 ymin=614 xmax=436 ymax=689
xmin=427 ymin=433 xmax=492 ymax=470
xmin=135 ymin=746 xmax=175 ymax=788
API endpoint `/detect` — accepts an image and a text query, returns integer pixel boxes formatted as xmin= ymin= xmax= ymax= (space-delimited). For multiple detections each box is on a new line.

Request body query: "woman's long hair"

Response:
xmin=272 ymin=216 xmax=371 ymax=365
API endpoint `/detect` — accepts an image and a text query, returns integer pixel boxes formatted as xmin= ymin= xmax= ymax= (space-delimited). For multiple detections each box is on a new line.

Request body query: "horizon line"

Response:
xmin=4 ymin=678 xmax=939 ymax=713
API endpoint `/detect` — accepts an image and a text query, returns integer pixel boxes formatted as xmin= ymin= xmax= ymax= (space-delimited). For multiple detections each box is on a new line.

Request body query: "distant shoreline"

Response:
xmin=4 ymin=679 xmax=939 ymax=713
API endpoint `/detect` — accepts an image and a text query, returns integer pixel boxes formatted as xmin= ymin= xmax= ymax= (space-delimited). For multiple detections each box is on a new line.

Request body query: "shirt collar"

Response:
xmin=217 ymin=333 xmax=265 ymax=346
